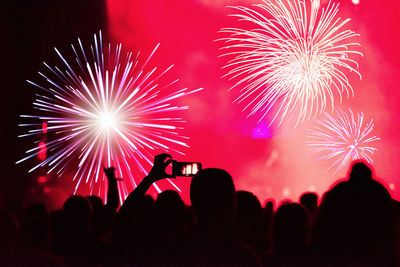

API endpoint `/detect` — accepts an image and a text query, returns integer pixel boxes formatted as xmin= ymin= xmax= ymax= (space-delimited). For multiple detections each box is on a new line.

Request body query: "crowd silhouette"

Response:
xmin=1 ymin=154 xmax=399 ymax=266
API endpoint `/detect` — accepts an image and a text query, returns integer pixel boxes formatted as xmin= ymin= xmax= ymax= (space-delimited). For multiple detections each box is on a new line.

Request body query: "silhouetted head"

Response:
xmin=152 ymin=190 xmax=185 ymax=233
xmin=300 ymin=192 xmax=318 ymax=216
xmin=236 ymin=191 xmax=261 ymax=216
xmin=87 ymin=195 xmax=103 ymax=212
xmin=63 ymin=195 xmax=92 ymax=235
xmin=190 ymin=168 xmax=235 ymax=228
xmin=273 ymin=202 xmax=308 ymax=254
xmin=314 ymin=164 xmax=395 ymax=264
xmin=236 ymin=191 xmax=262 ymax=233
xmin=87 ymin=195 xmax=111 ymax=239
xmin=265 ymin=200 xmax=274 ymax=211
xmin=349 ymin=161 xmax=372 ymax=182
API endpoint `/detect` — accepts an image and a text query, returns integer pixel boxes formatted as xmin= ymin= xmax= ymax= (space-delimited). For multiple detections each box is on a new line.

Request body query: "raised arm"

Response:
xmin=104 ymin=167 xmax=121 ymax=212
xmin=117 ymin=153 xmax=175 ymax=219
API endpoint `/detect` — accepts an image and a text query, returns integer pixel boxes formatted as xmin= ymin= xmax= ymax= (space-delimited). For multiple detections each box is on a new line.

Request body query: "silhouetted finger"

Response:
xmin=156 ymin=153 xmax=172 ymax=160
xmin=164 ymin=159 xmax=174 ymax=167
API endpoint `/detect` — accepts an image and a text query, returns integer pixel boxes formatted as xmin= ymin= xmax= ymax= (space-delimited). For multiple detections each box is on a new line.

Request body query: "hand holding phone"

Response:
xmin=147 ymin=153 xmax=174 ymax=181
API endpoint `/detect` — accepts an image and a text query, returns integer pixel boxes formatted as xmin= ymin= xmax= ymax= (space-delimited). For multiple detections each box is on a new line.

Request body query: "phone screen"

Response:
xmin=172 ymin=161 xmax=202 ymax=177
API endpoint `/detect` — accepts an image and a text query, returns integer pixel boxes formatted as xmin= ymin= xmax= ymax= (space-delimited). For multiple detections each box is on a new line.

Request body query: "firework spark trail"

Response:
xmin=305 ymin=108 xmax=380 ymax=175
xmin=219 ymin=0 xmax=362 ymax=126
xmin=17 ymin=32 xmax=202 ymax=200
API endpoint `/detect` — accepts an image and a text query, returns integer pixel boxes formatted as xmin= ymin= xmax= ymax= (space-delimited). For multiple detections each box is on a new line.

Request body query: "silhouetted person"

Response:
xmin=190 ymin=168 xmax=235 ymax=233
xmin=148 ymin=190 xmax=186 ymax=265
xmin=265 ymin=202 xmax=308 ymax=266
xmin=63 ymin=196 xmax=92 ymax=239
xmin=151 ymin=190 xmax=185 ymax=238
xmin=58 ymin=195 xmax=95 ymax=266
xmin=87 ymin=166 xmax=121 ymax=245
xmin=103 ymin=167 xmax=120 ymax=212
xmin=185 ymin=168 xmax=261 ymax=266
xmin=86 ymin=195 xmax=117 ymax=254
xmin=265 ymin=200 xmax=274 ymax=212
xmin=236 ymin=190 xmax=264 ymax=256
xmin=349 ymin=161 xmax=373 ymax=183
xmin=260 ymin=199 xmax=275 ymax=256
xmin=312 ymin=161 xmax=397 ymax=266
xmin=19 ymin=203 xmax=65 ymax=266
xmin=300 ymin=192 xmax=318 ymax=217
xmin=86 ymin=196 xmax=106 ymax=241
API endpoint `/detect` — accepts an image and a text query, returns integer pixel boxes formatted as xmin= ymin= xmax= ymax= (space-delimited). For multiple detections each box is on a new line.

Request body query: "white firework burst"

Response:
xmin=219 ymin=0 xmax=362 ymax=126
xmin=17 ymin=32 xmax=202 ymax=201
xmin=305 ymin=108 xmax=380 ymax=175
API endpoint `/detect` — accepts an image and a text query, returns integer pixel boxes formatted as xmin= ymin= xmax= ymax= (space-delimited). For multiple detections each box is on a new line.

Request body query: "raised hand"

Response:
xmin=103 ymin=167 xmax=123 ymax=181
xmin=147 ymin=153 xmax=175 ymax=182
xmin=103 ymin=166 xmax=121 ymax=210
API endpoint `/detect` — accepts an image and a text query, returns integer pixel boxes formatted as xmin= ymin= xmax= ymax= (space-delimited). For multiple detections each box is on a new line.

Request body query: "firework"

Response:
xmin=305 ymin=108 xmax=380 ymax=175
xmin=219 ymin=0 xmax=362 ymax=126
xmin=17 ymin=32 xmax=202 ymax=201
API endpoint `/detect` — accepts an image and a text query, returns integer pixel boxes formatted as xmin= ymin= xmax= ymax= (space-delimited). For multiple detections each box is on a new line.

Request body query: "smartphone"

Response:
xmin=172 ymin=161 xmax=202 ymax=177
